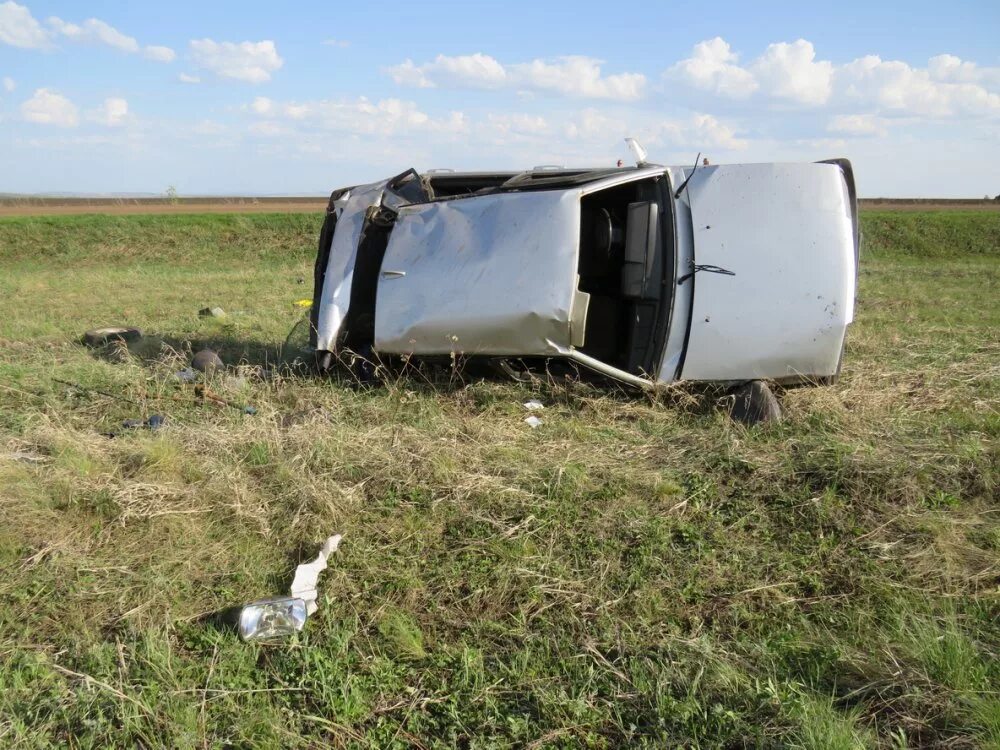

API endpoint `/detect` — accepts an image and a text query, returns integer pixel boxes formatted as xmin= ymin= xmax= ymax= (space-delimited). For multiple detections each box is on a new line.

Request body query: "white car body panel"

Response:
xmin=374 ymin=189 xmax=583 ymax=356
xmin=314 ymin=180 xmax=389 ymax=352
xmin=656 ymin=165 xmax=695 ymax=382
xmin=679 ymin=163 xmax=856 ymax=381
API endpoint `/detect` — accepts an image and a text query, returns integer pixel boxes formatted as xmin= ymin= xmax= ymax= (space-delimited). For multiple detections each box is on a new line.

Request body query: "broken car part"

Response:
xmin=238 ymin=534 xmax=342 ymax=641
xmin=239 ymin=596 xmax=308 ymax=641
xmin=290 ymin=534 xmax=342 ymax=615
xmin=194 ymin=384 xmax=256 ymax=415
xmin=83 ymin=326 xmax=143 ymax=348
xmin=191 ymin=348 xmax=224 ymax=375
xmin=121 ymin=414 xmax=166 ymax=430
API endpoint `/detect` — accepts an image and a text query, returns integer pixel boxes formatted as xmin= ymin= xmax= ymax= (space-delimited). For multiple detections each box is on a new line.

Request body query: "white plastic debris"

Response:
xmin=523 ymin=399 xmax=545 ymax=411
xmin=3 ymin=451 xmax=47 ymax=464
xmin=524 ymin=415 xmax=543 ymax=428
xmin=289 ymin=534 xmax=342 ymax=615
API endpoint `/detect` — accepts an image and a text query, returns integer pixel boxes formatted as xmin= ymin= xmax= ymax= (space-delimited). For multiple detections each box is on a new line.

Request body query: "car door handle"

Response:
xmin=381 ymin=270 xmax=406 ymax=279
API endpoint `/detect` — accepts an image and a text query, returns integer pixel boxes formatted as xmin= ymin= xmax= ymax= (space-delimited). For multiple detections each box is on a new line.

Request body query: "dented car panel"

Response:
xmin=312 ymin=157 xmax=859 ymax=388
xmin=374 ymin=190 xmax=583 ymax=356
xmin=314 ymin=180 xmax=391 ymax=353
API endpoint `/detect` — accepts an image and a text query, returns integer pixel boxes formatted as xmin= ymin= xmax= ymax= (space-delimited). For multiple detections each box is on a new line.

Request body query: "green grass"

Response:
xmin=0 ymin=210 xmax=997 ymax=748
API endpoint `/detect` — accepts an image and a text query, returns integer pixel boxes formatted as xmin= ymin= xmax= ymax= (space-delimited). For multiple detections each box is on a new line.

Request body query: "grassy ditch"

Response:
xmin=0 ymin=211 xmax=997 ymax=748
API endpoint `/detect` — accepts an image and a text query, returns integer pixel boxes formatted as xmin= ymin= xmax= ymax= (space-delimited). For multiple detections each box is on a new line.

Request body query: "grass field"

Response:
xmin=0 ymin=210 xmax=997 ymax=748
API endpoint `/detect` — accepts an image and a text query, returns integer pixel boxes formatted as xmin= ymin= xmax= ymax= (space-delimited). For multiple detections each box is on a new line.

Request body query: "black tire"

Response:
xmin=83 ymin=326 xmax=143 ymax=347
xmin=725 ymin=380 xmax=782 ymax=425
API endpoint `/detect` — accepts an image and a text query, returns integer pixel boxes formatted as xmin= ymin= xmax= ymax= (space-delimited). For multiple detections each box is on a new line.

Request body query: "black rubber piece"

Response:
xmin=83 ymin=326 xmax=143 ymax=347
xmin=191 ymin=349 xmax=224 ymax=375
xmin=725 ymin=380 xmax=782 ymax=425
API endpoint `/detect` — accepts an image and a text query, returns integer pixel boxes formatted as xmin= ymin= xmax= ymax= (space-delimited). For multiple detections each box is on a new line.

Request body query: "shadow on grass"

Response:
xmin=84 ymin=328 xmax=721 ymax=419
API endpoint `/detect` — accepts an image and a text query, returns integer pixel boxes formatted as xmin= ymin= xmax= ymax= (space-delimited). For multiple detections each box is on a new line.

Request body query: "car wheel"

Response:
xmin=725 ymin=380 xmax=782 ymax=425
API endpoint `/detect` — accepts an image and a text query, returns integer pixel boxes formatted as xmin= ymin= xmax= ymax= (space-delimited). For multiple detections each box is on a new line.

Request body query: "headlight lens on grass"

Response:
xmin=239 ymin=597 xmax=307 ymax=641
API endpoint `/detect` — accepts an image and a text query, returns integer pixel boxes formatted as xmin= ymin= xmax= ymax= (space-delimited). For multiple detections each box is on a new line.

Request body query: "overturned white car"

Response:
xmin=309 ymin=147 xmax=858 ymax=391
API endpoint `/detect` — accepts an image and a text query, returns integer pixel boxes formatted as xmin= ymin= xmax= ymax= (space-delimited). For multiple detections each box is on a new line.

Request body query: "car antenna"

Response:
xmin=673 ymin=152 xmax=702 ymax=199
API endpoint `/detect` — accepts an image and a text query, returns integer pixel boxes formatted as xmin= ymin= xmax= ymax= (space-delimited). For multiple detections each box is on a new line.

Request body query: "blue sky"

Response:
xmin=1 ymin=0 xmax=998 ymax=196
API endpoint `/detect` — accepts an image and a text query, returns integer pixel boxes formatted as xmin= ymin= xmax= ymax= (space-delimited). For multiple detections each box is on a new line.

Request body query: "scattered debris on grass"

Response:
xmin=53 ymin=377 xmax=142 ymax=406
xmin=198 ymin=306 xmax=226 ymax=318
xmin=238 ymin=534 xmax=343 ymax=642
xmin=195 ymin=384 xmax=257 ymax=415
xmin=174 ymin=367 xmax=197 ymax=383
xmin=523 ymin=399 xmax=545 ymax=411
xmin=2 ymin=450 xmax=48 ymax=465
xmin=191 ymin=348 xmax=224 ymax=375
xmin=82 ymin=326 xmax=142 ymax=347
xmin=121 ymin=415 xmax=166 ymax=431
xmin=290 ymin=534 xmax=342 ymax=615
xmin=524 ymin=415 xmax=543 ymax=428
xmin=239 ymin=597 xmax=308 ymax=641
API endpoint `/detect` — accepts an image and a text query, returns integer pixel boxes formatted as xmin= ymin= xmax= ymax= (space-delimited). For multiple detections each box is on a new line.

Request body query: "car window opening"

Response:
xmin=577 ymin=176 xmax=674 ymax=376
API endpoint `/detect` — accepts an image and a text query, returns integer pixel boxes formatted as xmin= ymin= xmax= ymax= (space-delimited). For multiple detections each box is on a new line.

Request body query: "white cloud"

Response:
xmin=685 ymin=113 xmax=748 ymax=149
xmin=191 ymin=119 xmax=226 ymax=135
xmin=750 ymin=40 xmax=833 ymax=105
xmin=178 ymin=72 xmax=200 ymax=84
xmin=3 ymin=75 xmax=14 ymax=92
xmin=656 ymin=113 xmax=748 ymax=150
xmin=387 ymin=53 xmax=645 ymax=101
xmin=3 ymin=4 xmax=173 ymax=60
xmin=827 ymin=113 xmax=888 ymax=137
xmin=246 ymin=95 xmax=467 ymax=136
xmin=563 ymin=109 xmax=626 ymax=141
xmin=665 ymin=37 xmax=1000 ymax=120
xmin=839 ymin=54 xmax=1000 ymax=117
xmin=21 ymin=87 xmax=78 ymax=127
xmin=143 ymin=44 xmax=175 ymax=62
xmin=87 ymin=97 xmax=129 ymax=126
xmin=667 ymin=37 xmax=757 ymax=98
xmin=250 ymin=96 xmax=273 ymax=115
xmin=190 ymin=39 xmax=283 ymax=83
xmin=322 ymin=38 xmax=350 ymax=48
xmin=928 ymin=54 xmax=979 ymax=83
xmin=926 ymin=54 xmax=1000 ymax=87
xmin=0 ymin=1 xmax=48 ymax=48
xmin=511 ymin=56 xmax=645 ymax=101
xmin=487 ymin=113 xmax=550 ymax=135
xmin=47 ymin=16 xmax=138 ymax=53
xmin=387 ymin=53 xmax=507 ymax=89
xmin=559 ymin=108 xmax=746 ymax=152
xmin=248 ymin=120 xmax=290 ymax=137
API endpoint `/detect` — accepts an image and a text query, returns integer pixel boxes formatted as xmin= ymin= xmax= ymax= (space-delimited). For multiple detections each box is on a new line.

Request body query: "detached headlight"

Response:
xmin=239 ymin=597 xmax=307 ymax=641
